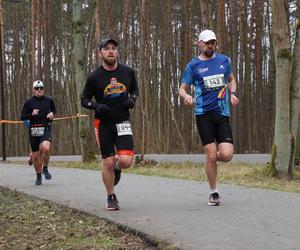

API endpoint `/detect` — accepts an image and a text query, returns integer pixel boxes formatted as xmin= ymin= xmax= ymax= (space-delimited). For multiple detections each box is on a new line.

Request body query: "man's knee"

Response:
xmin=40 ymin=141 xmax=51 ymax=153
xmin=218 ymin=151 xmax=233 ymax=162
xmin=217 ymin=143 xmax=233 ymax=162
xmin=40 ymin=145 xmax=50 ymax=154
xmin=118 ymin=155 xmax=134 ymax=169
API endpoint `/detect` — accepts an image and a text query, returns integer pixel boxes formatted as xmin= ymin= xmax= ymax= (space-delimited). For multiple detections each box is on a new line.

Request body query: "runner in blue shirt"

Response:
xmin=179 ymin=29 xmax=239 ymax=206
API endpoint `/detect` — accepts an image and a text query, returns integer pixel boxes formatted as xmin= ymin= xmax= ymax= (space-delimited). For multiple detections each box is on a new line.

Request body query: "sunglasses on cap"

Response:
xmin=34 ymin=87 xmax=44 ymax=91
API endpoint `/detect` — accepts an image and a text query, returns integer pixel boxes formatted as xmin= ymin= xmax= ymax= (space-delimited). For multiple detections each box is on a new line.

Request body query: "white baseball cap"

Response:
xmin=33 ymin=80 xmax=44 ymax=88
xmin=198 ymin=30 xmax=217 ymax=42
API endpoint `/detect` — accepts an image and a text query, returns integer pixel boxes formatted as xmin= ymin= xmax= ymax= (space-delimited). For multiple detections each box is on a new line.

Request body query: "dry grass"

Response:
xmin=128 ymin=161 xmax=300 ymax=193
xmin=47 ymin=160 xmax=300 ymax=193
xmin=0 ymin=187 xmax=175 ymax=250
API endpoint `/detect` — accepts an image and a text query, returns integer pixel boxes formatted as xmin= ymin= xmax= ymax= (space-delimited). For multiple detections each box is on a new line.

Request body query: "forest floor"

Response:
xmin=0 ymin=186 xmax=175 ymax=250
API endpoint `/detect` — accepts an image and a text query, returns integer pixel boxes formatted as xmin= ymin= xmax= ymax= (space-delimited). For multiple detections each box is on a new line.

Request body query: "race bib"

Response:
xmin=116 ymin=121 xmax=132 ymax=136
xmin=31 ymin=126 xmax=45 ymax=137
xmin=203 ymin=74 xmax=225 ymax=89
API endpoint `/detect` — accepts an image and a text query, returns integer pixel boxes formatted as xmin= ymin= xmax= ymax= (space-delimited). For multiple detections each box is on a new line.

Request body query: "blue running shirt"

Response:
xmin=182 ymin=53 xmax=232 ymax=116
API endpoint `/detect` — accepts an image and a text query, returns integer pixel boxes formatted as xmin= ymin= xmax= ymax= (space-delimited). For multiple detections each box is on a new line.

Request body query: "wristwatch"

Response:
xmin=230 ymin=92 xmax=238 ymax=98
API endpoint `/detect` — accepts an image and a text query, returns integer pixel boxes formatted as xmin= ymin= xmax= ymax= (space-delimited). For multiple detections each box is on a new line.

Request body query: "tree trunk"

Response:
xmin=137 ymin=0 xmax=149 ymax=156
xmin=121 ymin=0 xmax=129 ymax=63
xmin=31 ymin=0 xmax=37 ymax=80
xmin=216 ymin=0 xmax=227 ymax=53
xmin=271 ymin=0 xmax=293 ymax=178
xmin=72 ymin=0 xmax=96 ymax=162
xmin=290 ymin=1 xmax=300 ymax=167
xmin=254 ymin=0 xmax=263 ymax=151
xmin=199 ymin=0 xmax=209 ymax=29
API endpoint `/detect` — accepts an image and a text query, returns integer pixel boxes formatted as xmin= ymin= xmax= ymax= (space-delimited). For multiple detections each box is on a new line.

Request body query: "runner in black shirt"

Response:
xmin=21 ymin=80 xmax=56 ymax=185
xmin=81 ymin=38 xmax=138 ymax=210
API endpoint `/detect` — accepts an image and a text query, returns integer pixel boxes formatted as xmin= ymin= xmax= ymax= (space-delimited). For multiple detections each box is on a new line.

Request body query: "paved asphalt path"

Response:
xmin=1 ymin=163 xmax=299 ymax=250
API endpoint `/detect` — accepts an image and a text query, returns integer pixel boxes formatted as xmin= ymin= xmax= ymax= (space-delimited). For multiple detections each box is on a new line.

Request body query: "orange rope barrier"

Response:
xmin=0 ymin=114 xmax=88 ymax=124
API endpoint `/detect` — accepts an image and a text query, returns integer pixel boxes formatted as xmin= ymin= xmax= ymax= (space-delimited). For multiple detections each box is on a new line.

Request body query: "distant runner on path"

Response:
xmin=21 ymin=80 xmax=56 ymax=186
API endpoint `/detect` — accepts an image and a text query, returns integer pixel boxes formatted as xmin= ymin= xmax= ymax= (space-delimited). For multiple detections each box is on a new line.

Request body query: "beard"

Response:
xmin=203 ymin=50 xmax=214 ymax=58
xmin=102 ymin=56 xmax=117 ymax=66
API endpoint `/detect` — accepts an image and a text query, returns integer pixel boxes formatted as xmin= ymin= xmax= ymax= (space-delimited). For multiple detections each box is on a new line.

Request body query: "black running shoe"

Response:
xmin=114 ymin=167 xmax=121 ymax=186
xmin=43 ymin=168 xmax=52 ymax=180
xmin=106 ymin=194 xmax=119 ymax=210
xmin=208 ymin=192 xmax=221 ymax=206
xmin=35 ymin=174 xmax=42 ymax=185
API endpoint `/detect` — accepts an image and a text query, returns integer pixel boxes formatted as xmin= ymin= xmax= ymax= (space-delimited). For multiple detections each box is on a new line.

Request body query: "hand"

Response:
xmin=94 ymin=103 xmax=110 ymax=115
xmin=122 ymin=97 xmax=136 ymax=109
xmin=32 ymin=109 xmax=39 ymax=116
xmin=230 ymin=92 xmax=239 ymax=105
xmin=183 ymin=94 xmax=194 ymax=107
xmin=47 ymin=112 xmax=54 ymax=120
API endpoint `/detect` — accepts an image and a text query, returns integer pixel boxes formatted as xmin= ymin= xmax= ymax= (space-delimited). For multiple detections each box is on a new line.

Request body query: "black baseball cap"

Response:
xmin=99 ymin=38 xmax=118 ymax=50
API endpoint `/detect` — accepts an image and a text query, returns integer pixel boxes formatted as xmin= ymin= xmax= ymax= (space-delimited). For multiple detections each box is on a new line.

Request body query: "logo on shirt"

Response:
xmin=217 ymin=86 xmax=227 ymax=99
xmin=104 ymin=77 xmax=127 ymax=98
xmin=198 ymin=67 xmax=208 ymax=73
xmin=220 ymin=65 xmax=224 ymax=69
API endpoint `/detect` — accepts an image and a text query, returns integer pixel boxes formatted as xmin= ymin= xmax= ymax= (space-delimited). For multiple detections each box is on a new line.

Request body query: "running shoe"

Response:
xmin=114 ymin=164 xmax=122 ymax=186
xmin=208 ymin=192 xmax=221 ymax=206
xmin=43 ymin=167 xmax=52 ymax=180
xmin=35 ymin=174 xmax=42 ymax=185
xmin=106 ymin=194 xmax=119 ymax=210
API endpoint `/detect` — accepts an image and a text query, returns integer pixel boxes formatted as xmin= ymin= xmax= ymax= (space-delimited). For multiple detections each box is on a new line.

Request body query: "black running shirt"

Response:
xmin=81 ymin=63 xmax=138 ymax=123
xmin=20 ymin=95 xmax=56 ymax=125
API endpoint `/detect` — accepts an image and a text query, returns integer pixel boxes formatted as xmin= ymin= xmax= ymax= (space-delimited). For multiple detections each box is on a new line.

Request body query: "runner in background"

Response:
xmin=21 ymin=80 xmax=56 ymax=185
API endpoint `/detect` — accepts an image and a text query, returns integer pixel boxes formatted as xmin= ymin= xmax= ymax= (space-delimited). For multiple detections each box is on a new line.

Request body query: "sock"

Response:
xmin=108 ymin=193 xmax=115 ymax=199
xmin=37 ymin=173 xmax=42 ymax=177
xmin=43 ymin=166 xmax=48 ymax=171
xmin=210 ymin=188 xmax=218 ymax=194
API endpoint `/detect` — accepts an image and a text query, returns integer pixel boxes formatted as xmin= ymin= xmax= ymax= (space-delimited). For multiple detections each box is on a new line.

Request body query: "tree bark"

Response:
xmin=31 ymin=0 xmax=37 ymax=81
xmin=72 ymin=0 xmax=96 ymax=162
xmin=271 ymin=0 xmax=293 ymax=178
xmin=290 ymin=1 xmax=300 ymax=167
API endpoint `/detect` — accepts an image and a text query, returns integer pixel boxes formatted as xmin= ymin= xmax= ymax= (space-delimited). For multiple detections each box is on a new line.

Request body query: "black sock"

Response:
xmin=108 ymin=194 xmax=115 ymax=199
xmin=37 ymin=173 xmax=42 ymax=177
xmin=43 ymin=166 xmax=48 ymax=171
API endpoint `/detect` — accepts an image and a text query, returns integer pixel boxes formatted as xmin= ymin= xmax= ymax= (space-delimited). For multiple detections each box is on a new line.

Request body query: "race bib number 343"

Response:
xmin=203 ymin=74 xmax=225 ymax=89
xmin=116 ymin=121 xmax=132 ymax=136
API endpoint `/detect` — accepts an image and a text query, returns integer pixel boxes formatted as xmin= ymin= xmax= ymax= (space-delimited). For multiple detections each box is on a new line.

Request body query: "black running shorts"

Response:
xmin=195 ymin=111 xmax=233 ymax=146
xmin=29 ymin=126 xmax=52 ymax=152
xmin=94 ymin=119 xmax=134 ymax=159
